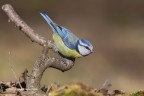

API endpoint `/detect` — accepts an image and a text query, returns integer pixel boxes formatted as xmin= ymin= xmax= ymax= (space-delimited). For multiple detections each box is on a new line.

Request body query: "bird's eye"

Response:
xmin=85 ymin=46 xmax=90 ymax=50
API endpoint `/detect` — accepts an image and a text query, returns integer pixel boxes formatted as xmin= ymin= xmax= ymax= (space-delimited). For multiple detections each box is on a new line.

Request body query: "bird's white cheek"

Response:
xmin=78 ymin=45 xmax=91 ymax=56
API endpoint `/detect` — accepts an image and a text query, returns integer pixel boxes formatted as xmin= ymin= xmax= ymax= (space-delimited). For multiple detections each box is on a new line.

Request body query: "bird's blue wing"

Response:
xmin=40 ymin=13 xmax=79 ymax=49
xmin=40 ymin=13 xmax=58 ymax=32
xmin=58 ymin=26 xmax=79 ymax=49
xmin=40 ymin=13 xmax=66 ymax=36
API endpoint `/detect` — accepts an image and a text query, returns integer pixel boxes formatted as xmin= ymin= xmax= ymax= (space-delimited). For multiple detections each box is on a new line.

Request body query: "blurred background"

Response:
xmin=0 ymin=0 xmax=144 ymax=92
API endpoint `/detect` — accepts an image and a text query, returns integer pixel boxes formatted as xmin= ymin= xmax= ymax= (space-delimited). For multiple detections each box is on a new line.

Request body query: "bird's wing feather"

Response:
xmin=40 ymin=13 xmax=79 ymax=49
xmin=59 ymin=26 xmax=79 ymax=49
xmin=40 ymin=13 xmax=58 ymax=32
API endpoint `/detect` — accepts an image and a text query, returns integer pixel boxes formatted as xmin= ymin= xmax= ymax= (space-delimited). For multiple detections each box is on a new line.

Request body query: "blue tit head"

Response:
xmin=77 ymin=39 xmax=94 ymax=56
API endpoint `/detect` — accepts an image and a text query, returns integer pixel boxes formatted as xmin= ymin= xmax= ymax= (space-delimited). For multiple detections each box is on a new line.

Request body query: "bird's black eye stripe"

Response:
xmin=79 ymin=43 xmax=90 ymax=50
xmin=85 ymin=46 xmax=90 ymax=50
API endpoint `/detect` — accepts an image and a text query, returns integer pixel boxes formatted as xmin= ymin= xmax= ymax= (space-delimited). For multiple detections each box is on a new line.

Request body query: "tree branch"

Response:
xmin=2 ymin=4 xmax=48 ymax=47
xmin=2 ymin=4 xmax=75 ymax=91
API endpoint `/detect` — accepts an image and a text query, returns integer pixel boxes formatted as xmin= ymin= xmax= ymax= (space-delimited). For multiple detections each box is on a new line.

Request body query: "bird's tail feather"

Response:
xmin=40 ymin=13 xmax=57 ymax=32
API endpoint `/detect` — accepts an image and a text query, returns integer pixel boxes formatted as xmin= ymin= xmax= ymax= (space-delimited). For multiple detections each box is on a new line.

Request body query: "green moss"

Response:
xmin=130 ymin=90 xmax=144 ymax=96
xmin=48 ymin=84 xmax=102 ymax=96
xmin=47 ymin=83 xmax=144 ymax=96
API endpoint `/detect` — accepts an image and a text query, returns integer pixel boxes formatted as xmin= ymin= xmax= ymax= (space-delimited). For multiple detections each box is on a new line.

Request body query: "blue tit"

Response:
xmin=40 ymin=13 xmax=94 ymax=58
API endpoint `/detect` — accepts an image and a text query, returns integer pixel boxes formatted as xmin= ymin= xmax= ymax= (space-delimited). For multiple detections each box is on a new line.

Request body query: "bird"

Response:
xmin=40 ymin=13 xmax=94 ymax=59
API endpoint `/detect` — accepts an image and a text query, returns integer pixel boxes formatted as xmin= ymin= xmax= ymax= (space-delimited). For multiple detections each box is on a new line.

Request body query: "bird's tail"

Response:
xmin=40 ymin=13 xmax=57 ymax=32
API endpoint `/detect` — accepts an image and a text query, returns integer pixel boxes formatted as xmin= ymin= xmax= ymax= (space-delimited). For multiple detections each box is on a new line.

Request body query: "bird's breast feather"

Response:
xmin=53 ymin=33 xmax=81 ymax=58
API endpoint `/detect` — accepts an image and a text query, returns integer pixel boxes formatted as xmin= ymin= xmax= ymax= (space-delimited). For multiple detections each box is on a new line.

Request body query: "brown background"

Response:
xmin=0 ymin=0 xmax=144 ymax=91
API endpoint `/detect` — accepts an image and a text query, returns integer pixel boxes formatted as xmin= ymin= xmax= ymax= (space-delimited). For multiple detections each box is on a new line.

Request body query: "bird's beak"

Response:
xmin=91 ymin=50 xmax=94 ymax=53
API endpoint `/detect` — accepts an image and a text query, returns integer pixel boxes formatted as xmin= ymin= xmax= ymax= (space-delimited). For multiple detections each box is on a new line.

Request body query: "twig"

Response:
xmin=8 ymin=51 xmax=22 ymax=89
xmin=0 ymin=84 xmax=3 ymax=93
xmin=2 ymin=4 xmax=48 ymax=47
xmin=2 ymin=4 xmax=74 ymax=71
xmin=102 ymin=80 xmax=112 ymax=90
xmin=2 ymin=4 xmax=75 ymax=91
xmin=46 ymin=57 xmax=74 ymax=72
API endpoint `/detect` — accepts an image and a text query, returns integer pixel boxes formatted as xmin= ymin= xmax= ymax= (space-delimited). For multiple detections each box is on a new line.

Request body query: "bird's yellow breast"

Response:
xmin=53 ymin=33 xmax=81 ymax=58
